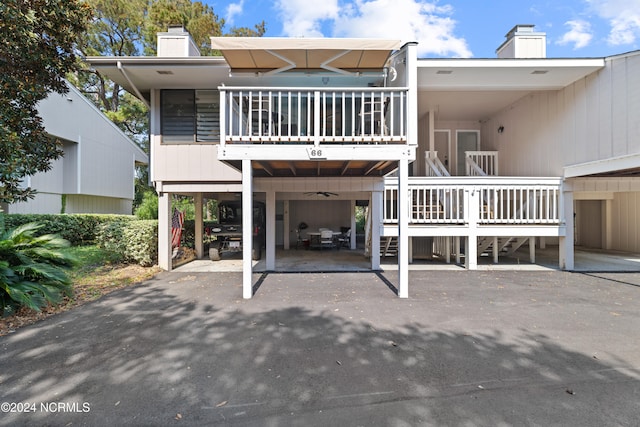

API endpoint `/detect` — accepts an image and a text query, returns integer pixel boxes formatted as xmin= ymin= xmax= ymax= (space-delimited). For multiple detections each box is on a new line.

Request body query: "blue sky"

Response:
xmin=205 ymin=0 xmax=640 ymax=58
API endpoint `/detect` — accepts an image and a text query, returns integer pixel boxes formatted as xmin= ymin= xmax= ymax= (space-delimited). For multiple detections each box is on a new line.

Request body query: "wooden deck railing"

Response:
xmin=220 ymin=87 xmax=409 ymax=145
xmin=465 ymin=151 xmax=499 ymax=176
xmin=383 ymin=177 xmax=562 ymax=226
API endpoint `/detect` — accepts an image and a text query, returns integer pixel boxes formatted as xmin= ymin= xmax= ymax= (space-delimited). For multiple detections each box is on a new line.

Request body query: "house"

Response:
xmin=88 ymin=25 xmax=640 ymax=298
xmin=1 ymin=81 xmax=148 ymax=215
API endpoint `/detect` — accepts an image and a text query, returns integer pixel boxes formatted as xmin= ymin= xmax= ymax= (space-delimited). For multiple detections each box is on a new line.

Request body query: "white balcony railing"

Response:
xmin=465 ymin=151 xmax=499 ymax=176
xmin=220 ymin=87 xmax=408 ymax=145
xmin=383 ymin=177 xmax=562 ymax=226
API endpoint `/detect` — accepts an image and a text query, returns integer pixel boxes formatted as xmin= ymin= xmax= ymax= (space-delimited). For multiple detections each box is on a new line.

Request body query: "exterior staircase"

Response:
xmin=477 ymin=236 xmax=530 ymax=258
xmin=381 ymin=236 xmax=398 ymax=257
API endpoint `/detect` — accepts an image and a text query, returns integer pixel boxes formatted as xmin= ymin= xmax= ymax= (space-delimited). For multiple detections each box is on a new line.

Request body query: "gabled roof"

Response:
xmin=210 ymin=37 xmax=402 ymax=75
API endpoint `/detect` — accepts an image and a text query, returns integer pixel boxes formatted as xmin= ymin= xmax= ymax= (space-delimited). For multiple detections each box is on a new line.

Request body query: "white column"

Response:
xmin=398 ymin=159 xmax=409 ymax=298
xmin=266 ymin=190 xmax=276 ymax=270
xmin=560 ymin=190 xmax=574 ymax=270
xmin=158 ymin=192 xmax=172 ymax=271
xmin=194 ymin=193 xmax=203 ymax=259
xmin=371 ymin=191 xmax=382 ymax=270
xmin=242 ymin=160 xmax=253 ymax=298
xmin=283 ymin=200 xmax=290 ymax=250
xmin=466 ymin=189 xmax=478 ymax=270
xmin=445 ymin=237 xmax=451 ymax=264
xmin=493 ymin=236 xmax=499 ymax=264
xmin=604 ymin=199 xmax=613 ymax=250
xmin=529 ymin=236 xmax=536 ymax=263
xmin=350 ymin=199 xmax=357 ymax=250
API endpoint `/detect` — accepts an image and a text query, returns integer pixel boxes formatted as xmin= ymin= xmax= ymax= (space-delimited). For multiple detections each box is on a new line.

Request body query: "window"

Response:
xmin=161 ymin=90 xmax=220 ymax=144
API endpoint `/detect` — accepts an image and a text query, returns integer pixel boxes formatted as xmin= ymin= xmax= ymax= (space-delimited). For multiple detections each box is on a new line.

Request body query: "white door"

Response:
xmin=456 ymin=131 xmax=479 ymax=176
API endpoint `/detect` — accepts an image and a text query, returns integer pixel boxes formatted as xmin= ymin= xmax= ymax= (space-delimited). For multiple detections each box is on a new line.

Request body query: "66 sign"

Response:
xmin=307 ymin=147 xmax=326 ymax=159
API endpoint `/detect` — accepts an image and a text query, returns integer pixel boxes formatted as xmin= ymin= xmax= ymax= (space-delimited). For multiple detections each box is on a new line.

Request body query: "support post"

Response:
xmin=283 ymin=200 xmax=290 ymax=250
xmin=266 ymin=190 xmax=276 ymax=270
xmin=242 ymin=160 xmax=253 ymax=299
xmin=195 ymin=193 xmax=203 ymax=259
xmin=350 ymin=199 xmax=357 ymax=250
xmin=559 ymin=190 xmax=574 ymax=270
xmin=371 ymin=191 xmax=381 ymax=270
xmin=445 ymin=237 xmax=451 ymax=264
xmin=398 ymin=159 xmax=409 ymax=298
xmin=158 ymin=192 xmax=172 ymax=271
xmin=529 ymin=236 xmax=536 ymax=263
xmin=466 ymin=188 xmax=479 ymax=270
xmin=493 ymin=236 xmax=499 ymax=264
xmin=604 ymin=199 xmax=613 ymax=250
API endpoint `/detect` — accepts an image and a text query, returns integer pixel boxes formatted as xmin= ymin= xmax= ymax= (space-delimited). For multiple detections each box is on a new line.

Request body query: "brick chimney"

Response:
xmin=157 ymin=26 xmax=201 ymax=57
xmin=496 ymin=25 xmax=546 ymax=58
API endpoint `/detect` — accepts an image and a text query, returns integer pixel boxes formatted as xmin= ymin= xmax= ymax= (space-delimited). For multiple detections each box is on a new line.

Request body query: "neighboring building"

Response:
xmin=88 ymin=25 xmax=640 ymax=298
xmin=2 ymin=81 xmax=148 ymax=215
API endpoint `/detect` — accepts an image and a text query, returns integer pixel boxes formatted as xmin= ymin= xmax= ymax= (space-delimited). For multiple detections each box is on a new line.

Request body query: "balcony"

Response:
xmin=220 ymin=87 xmax=409 ymax=146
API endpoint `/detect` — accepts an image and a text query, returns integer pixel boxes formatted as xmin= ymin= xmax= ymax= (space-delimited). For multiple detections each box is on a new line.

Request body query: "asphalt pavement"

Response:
xmin=1 ymin=269 xmax=639 ymax=426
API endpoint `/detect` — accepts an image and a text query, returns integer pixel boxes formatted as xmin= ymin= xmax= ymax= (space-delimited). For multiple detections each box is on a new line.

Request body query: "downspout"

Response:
xmin=117 ymin=61 xmax=150 ymax=108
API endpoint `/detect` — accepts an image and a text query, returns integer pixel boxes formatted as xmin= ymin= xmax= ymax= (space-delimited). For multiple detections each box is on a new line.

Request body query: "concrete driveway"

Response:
xmin=1 ymin=270 xmax=639 ymax=426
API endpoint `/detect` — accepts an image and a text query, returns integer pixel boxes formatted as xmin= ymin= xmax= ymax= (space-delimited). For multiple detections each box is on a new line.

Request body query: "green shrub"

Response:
xmin=122 ymin=220 xmax=157 ymax=266
xmin=96 ymin=220 xmax=158 ymax=266
xmin=4 ymin=214 xmax=134 ymax=245
xmin=135 ymin=190 xmax=158 ymax=220
xmin=0 ymin=223 xmax=75 ymax=316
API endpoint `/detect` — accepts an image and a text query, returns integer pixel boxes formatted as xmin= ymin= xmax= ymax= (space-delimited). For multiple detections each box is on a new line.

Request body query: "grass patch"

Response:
xmin=0 ymin=245 xmax=160 ymax=336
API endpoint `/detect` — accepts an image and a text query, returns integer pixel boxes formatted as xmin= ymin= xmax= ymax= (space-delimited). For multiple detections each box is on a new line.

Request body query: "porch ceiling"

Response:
xmin=226 ymin=159 xmax=398 ymax=178
xmin=417 ymin=57 xmax=605 ymax=121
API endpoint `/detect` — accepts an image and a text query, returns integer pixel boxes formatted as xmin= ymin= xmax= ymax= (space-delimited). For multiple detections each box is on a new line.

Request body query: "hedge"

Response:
xmin=96 ymin=220 xmax=158 ymax=266
xmin=3 ymin=214 xmax=135 ymax=246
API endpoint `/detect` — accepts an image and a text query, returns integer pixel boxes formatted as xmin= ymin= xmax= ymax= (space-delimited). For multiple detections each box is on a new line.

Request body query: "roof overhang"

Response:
xmin=210 ymin=37 xmax=402 ymax=76
xmin=87 ymin=57 xmax=230 ymax=103
xmin=564 ymin=153 xmax=640 ymax=178
xmin=417 ymin=57 xmax=605 ymax=121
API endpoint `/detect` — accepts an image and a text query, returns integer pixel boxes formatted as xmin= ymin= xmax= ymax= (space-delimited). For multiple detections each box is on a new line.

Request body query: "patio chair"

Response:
xmin=295 ymin=222 xmax=308 ymax=249
xmin=337 ymin=228 xmax=351 ymax=250
xmin=320 ymin=229 xmax=336 ymax=250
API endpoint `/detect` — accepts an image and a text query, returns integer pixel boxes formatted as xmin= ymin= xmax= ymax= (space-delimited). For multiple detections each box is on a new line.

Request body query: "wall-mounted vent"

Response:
xmin=156 ymin=70 xmax=174 ymax=75
xmin=436 ymin=70 xmax=453 ymax=75
xmin=531 ymin=70 xmax=548 ymax=75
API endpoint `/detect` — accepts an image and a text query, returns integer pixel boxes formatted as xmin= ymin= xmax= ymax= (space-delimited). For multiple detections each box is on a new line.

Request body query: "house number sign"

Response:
xmin=307 ymin=147 xmax=326 ymax=159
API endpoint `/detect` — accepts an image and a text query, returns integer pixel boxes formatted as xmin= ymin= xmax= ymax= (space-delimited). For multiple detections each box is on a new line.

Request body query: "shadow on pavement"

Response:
xmin=1 ymin=271 xmax=639 ymax=426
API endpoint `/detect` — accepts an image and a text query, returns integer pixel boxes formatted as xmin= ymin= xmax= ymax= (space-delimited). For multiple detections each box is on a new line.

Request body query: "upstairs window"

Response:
xmin=161 ymin=90 xmax=219 ymax=144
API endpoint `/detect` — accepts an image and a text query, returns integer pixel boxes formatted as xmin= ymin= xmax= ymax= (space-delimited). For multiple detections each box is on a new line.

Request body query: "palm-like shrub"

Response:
xmin=0 ymin=222 xmax=76 ymax=316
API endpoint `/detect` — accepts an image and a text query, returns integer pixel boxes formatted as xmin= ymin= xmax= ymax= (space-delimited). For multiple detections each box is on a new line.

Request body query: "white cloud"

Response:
xmin=273 ymin=0 xmax=471 ymax=57
xmin=557 ymin=20 xmax=593 ymax=49
xmin=225 ymin=1 xmax=244 ymax=27
xmin=274 ymin=0 xmax=341 ymax=37
xmin=585 ymin=0 xmax=640 ymax=45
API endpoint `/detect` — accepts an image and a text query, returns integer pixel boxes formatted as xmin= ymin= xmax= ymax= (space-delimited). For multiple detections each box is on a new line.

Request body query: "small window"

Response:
xmin=161 ymin=90 xmax=220 ymax=144
xmin=161 ymin=90 xmax=195 ymax=143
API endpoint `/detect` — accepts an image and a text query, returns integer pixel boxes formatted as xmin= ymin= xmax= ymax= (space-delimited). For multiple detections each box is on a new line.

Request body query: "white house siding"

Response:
xmin=65 ymin=194 xmax=133 ymax=215
xmin=149 ymin=89 xmax=241 ymax=183
xmin=611 ymin=192 xmax=640 ymax=253
xmin=8 ymin=193 xmax=62 ymax=214
xmin=482 ymin=51 xmax=640 ymax=177
xmin=152 ymin=139 xmax=241 ymax=182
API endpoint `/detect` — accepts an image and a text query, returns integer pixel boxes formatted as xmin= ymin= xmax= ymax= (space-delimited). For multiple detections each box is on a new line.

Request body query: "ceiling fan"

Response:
xmin=304 ymin=191 xmax=338 ymax=197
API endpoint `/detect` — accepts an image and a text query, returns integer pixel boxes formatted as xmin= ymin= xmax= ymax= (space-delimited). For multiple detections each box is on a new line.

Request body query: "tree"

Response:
xmin=0 ymin=0 xmax=92 ymax=204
